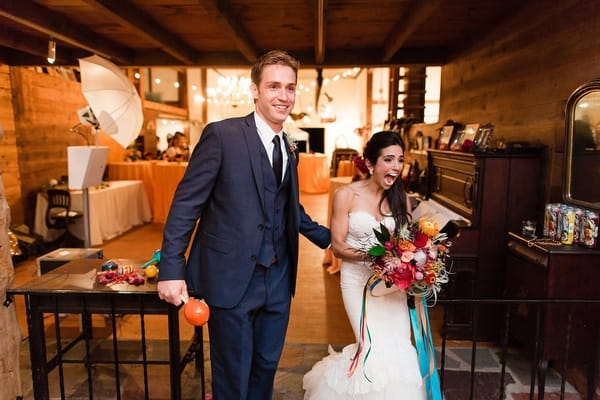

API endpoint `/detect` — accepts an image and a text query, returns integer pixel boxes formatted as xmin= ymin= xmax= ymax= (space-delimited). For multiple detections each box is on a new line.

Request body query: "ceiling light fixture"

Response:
xmin=47 ymin=39 xmax=56 ymax=64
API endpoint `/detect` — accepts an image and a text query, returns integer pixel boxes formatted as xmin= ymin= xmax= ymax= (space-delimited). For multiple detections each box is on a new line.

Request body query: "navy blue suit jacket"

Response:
xmin=159 ymin=113 xmax=330 ymax=308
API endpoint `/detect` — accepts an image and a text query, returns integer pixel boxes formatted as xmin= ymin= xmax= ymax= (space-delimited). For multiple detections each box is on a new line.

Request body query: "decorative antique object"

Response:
xmin=563 ymin=78 xmax=600 ymax=212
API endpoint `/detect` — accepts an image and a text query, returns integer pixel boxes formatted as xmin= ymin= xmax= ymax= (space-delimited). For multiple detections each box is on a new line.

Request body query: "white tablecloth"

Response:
xmin=34 ymin=180 xmax=152 ymax=246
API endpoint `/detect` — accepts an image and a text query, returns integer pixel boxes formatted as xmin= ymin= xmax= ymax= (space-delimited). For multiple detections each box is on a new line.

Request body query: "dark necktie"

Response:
xmin=272 ymin=135 xmax=282 ymax=186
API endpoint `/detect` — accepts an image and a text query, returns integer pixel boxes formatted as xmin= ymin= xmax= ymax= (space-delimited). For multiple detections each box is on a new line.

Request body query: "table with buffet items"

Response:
xmin=34 ymin=180 xmax=152 ymax=246
xmin=8 ymin=258 xmax=205 ymax=400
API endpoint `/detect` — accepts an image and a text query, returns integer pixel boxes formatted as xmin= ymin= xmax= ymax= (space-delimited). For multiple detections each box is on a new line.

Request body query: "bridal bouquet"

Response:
xmin=365 ymin=217 xmax=452 ymax=299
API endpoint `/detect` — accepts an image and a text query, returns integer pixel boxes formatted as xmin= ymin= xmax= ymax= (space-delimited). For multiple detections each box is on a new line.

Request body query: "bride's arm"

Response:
xmin=330 ymin=185 xmax=367 ymax=262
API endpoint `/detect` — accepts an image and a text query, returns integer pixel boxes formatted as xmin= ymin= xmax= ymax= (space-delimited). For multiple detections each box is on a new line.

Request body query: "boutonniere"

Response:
xmin=284 ymin=134 xmax=298 ymax=156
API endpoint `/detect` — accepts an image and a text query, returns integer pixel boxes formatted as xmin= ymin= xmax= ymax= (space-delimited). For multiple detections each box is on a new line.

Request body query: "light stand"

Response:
xmin=68 ymin=109 xmax=108 ymax=248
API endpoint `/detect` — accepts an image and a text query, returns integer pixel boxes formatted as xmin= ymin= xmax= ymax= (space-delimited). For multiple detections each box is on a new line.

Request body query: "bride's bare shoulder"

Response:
xmin=335 ymin=181 xmax=366 ymax=199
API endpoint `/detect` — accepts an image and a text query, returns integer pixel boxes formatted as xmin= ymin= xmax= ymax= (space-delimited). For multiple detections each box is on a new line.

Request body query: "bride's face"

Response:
xmin=368 ymin=144 xmax=404 ymax=189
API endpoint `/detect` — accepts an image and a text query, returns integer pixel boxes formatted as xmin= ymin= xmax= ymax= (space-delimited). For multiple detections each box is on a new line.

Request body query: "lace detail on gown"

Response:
xmin=303 ymin=211 xmax=425 ymax=399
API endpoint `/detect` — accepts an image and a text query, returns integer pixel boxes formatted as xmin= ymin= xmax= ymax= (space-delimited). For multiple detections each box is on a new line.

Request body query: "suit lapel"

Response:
xmin=242 ymin=114 xmax=266 ymax=213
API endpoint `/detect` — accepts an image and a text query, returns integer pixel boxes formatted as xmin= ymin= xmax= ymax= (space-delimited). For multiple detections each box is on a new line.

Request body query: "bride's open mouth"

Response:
xmin=383 ymin=173 xmax=398 ymax=186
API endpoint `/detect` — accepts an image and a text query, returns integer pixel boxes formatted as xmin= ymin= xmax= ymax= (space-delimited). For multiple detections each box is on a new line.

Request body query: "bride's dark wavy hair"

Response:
xmin=362 ymin=131 xmax=409 ymax=228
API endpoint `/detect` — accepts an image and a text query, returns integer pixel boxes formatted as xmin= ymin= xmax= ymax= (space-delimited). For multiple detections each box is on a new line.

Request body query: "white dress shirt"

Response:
xmin=254 ymin=112 xmax=288 ymax=182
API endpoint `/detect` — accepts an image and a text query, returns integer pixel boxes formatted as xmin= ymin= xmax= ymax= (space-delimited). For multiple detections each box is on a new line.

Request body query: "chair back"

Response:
xmin=330 ymin=148 xmax=358 ymax=176
xmin=45 ymin=189 xmax=78 ymax=229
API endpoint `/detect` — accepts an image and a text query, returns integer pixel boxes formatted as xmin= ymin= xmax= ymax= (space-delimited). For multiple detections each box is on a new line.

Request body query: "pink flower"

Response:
xmin=401 ymin=251 xmax=414 ymax=263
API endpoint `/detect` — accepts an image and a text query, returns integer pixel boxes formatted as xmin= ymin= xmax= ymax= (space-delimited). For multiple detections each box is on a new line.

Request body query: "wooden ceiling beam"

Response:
xmin=81 ymin=0 xmax=197 ymax=65
xmin=0 ymin=0 xmax=132 ymax=64
xmin=381 ymin=0 xmax=442 ymax=62
xmin=314 ymin=0 xmax=326 ymax=65
xmin=200 ymin=0 xmax=259 ymax=63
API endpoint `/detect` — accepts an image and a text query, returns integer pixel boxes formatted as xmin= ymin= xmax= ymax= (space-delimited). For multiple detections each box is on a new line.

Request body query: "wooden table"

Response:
xmin=505 ymin=232 xmax=600 ymax=398
xmin=297 ymin=153 xmax=330 ymax=194
xmin=8 ymin=258 xmax=205 ymax=400
xmin=34 ymin=181 xmax=152 ymax=246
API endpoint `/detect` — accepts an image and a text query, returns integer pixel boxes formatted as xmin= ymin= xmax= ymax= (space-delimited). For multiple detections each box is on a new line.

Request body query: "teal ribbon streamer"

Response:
xmin=409 ymin=297 xmax=442 ymax=400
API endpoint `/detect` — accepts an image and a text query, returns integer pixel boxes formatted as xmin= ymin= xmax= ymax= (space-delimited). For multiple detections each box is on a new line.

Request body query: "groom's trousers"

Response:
xmin=207 ymin=257 xmax=292 ymax=400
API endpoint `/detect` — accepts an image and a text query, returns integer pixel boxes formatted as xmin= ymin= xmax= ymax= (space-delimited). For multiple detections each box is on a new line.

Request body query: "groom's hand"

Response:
xmin=157 ymin=280 xmax=188 ymax=306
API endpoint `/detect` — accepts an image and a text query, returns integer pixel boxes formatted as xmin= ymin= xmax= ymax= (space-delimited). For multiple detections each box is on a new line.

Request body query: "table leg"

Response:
xmin=26 ymin=295 xmax=50 ymax=399
xmin=168 ymin=304 xmax=182 ymax=400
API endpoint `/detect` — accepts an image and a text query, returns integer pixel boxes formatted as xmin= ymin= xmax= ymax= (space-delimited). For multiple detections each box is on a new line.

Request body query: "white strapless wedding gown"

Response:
xmin=303 ymin=211 xmax=425 ymax=399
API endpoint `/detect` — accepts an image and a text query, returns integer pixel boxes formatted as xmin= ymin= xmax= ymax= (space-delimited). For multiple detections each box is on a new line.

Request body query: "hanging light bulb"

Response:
xmin=47 ymin=39 xmax=56 ymax=64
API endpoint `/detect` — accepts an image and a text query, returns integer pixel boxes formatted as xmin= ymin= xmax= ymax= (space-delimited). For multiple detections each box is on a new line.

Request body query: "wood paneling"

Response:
xmin=439 ymin=0 xmax=600 ymax=205
xmin=10 ymin=67 xmax=88 ymax=228
xmin=0 ymin=64 xmax=23 ymax=225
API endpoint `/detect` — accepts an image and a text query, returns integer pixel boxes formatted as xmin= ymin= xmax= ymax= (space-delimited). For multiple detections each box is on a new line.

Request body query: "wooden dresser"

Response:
xmin=427 ymin=149 xmax=545 ymax=339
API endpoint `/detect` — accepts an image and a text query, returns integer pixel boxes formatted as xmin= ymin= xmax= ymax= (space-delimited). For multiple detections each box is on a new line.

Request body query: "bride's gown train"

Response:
xmin=303 ymin=211 xmax=425 ymax=399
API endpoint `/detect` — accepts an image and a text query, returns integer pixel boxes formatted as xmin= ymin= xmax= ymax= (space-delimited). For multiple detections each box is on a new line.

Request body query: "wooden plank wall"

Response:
xmin=439 ymin=0 xmax=600 ymax=204
xmin=10 ymin=67 xmax=88 ymax=228
xmin=0 ymin=65 xmax=23 ymax=225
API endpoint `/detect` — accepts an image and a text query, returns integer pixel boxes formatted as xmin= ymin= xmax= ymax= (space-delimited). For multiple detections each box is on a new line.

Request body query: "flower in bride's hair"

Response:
xmin=353 ymin=156 xmax=369 ymax=174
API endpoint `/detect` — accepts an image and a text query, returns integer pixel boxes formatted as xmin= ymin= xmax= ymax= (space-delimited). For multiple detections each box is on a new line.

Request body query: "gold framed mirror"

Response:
xmin=563 ymin=78 xmax=600 ymax=211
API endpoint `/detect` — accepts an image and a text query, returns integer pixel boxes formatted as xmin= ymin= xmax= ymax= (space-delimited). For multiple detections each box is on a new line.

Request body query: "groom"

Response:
xmin=157 ymin=50 xmax=330 ymax=399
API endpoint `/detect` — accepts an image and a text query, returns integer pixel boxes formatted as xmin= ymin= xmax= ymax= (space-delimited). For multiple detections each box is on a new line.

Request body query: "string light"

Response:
xmin=204 ymin=75 xmax=253 ymax=107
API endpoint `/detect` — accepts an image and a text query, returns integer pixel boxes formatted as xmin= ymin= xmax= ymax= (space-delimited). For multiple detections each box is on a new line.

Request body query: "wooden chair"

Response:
xmin=45 ymin=189 xmax=83 ymax=245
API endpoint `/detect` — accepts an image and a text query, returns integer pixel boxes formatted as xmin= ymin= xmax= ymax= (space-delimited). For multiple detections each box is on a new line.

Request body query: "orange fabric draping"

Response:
xmin=151 ymin=162 xmax=188 ymax=223
xmin=298 ymin=153 xmax=330 ymax=194
xmin=107 ymin=161 xmax=155 ymax=213
xmin=336 ymin=160 xmax=356 ymax=177
xmin=323 ymin=176 xmax=353 ymax=274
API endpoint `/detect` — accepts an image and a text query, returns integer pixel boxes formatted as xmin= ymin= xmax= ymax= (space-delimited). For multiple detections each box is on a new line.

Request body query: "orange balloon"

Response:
xmin=183 ymin=298 xmax=210 ymax=326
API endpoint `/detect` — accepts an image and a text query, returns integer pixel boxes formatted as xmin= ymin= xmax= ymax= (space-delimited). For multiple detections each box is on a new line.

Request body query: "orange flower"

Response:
xmin=418 ymin=218 xmax=440 ymax=237
xmin=398 ymin=239 xmax=416 ymax=252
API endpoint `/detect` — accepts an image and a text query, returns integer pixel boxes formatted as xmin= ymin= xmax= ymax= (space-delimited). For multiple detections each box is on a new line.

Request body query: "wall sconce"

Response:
xmin=47 ymin=39 xmax=56 ymax=64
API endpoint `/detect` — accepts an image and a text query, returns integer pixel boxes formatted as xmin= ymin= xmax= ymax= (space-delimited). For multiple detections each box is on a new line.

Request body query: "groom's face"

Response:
xmin=251 ymin=64 xmax=297 ymax=132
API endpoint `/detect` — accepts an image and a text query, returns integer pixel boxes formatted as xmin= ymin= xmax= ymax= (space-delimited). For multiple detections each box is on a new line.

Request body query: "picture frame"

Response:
xmin=438 ymin=125 xmax=454 ymax=149
xmin=449 ymin=129 xmax=465 ymax=151
xmin=473 ymin=123 xmax=495 ymax=150
xmin=461 ymin=123 xmax=479 ymax=145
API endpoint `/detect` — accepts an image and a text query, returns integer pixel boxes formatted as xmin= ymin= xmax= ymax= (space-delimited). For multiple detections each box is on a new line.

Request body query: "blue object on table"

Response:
xmin=140 ymin=249 xmax=161 ymax=269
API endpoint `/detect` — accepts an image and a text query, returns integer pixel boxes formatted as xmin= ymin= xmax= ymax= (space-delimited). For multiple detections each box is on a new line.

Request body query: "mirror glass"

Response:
xmin=564 ymin=79 xmax=600 ymax=211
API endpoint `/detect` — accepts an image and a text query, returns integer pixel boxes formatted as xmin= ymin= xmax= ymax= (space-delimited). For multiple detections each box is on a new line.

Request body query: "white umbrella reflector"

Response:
xmin=78 ymin=55 xmax=143 ymax=148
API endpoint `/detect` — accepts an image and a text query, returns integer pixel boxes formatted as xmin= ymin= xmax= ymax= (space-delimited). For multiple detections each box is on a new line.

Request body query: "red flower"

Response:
xmin=425 ymin=273 xmax=436 ymax=285
xmin=413 ymin=231 xmax=429 ymax=248
xmin=389 ymin=264 xmax=415 ymax=290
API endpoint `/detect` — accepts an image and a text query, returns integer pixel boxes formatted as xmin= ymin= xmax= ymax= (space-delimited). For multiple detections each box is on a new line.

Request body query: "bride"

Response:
xmin=303 ymin=131 xmax=426 ymax=399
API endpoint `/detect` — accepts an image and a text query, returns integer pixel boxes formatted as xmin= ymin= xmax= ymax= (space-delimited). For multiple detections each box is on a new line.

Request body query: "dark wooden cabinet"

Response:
xmin=505 ymin=232 xmax=600 ymax=395
xmin=427 ymin=149 xmax=545 ymax=339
